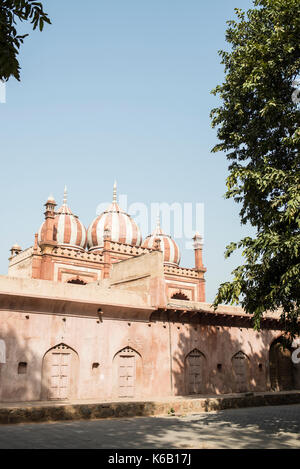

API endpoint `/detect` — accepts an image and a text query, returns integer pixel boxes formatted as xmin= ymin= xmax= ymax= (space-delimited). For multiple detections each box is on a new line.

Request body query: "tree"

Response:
xmin=0 ymin=0 xmax=51 ymax=81
xmin=211 ymin=0 xmax=300 ymax=335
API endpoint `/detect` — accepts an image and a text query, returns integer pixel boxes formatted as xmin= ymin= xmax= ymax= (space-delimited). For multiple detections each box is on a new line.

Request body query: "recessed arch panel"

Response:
xmin=185 ymin=349 xmax=206 ymax=395
xmin=232 ymin=351 xmax=250 ymax=393
xmin=113 ymin=346 xmax=143 ymax=398
xmin=41 ymin=343 xmax=79 ymax=400
xmin=269 ymin=338 xmax=294 ymax=391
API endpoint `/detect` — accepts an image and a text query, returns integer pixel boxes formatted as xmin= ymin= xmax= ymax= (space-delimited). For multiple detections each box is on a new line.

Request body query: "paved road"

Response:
xmin=0 ymin=404 xmax=299 ymax=449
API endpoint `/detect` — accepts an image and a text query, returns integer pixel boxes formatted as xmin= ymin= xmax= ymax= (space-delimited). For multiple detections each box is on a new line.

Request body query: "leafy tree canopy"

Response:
xmin=0 ymin=0 xmax=51 ymax=81
xmin=211 ymin=0 xmax=300 ymax=335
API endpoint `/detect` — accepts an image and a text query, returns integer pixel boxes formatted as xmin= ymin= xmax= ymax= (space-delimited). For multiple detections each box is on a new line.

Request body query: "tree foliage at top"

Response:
xmin=211 ymin=0 xmax=300 ymax=335
xmin=0 ymin=0 xmax=51 ymax=81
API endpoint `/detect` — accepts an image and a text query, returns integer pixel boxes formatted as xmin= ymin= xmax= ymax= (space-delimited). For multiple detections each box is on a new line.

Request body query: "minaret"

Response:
xmin=193 ymin=232 xmax=206 ymax=302
xmin=43 ymin=195 xmax=57 ymax=245
xmin=193 ymin=232 xmax=204 ymax=271
xmin=38 ymin=194 xmax=58 ymax=281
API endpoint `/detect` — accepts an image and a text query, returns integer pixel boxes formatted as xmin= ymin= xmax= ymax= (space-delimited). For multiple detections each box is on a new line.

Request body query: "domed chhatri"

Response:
xmin=10 ymin=243 xmax=22 ymax=257
xmin=38 ymin=187 xmax=87 ymax=251
xmin=87 ymin=182 xmax=142 ymax=251
xmin=143 ymin=215 xmax=181 ymax=266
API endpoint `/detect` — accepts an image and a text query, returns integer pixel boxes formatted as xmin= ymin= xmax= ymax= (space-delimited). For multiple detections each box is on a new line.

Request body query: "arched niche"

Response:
xmin=112 ymin=346 xmax=143 ymax=399
xmin=41 ymin=343 xmax=79 ymax=401
xmin=185 ymin=349 xmax=206 ymax=395
xmin=269 ymin=337 xmax=294 ymax=391
xmin=171 ymin=292 xmax=190 ymax=301
xmin=232 ymin=351 xmax=250 ymax=393
xmin=67 ymin=278 xmax=87 ymax=285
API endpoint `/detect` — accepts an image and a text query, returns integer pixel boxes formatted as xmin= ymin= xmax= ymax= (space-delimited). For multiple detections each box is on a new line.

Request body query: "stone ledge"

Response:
xmin=0 ymin=391 xmax=299 ymax=425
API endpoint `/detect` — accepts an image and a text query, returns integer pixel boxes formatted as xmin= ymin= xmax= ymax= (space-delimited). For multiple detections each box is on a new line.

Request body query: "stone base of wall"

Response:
xmin=0 ymin=391 xmax=300 ymax=425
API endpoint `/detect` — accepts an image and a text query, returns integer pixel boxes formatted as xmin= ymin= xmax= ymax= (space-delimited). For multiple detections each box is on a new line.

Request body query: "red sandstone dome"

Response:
xmin=38 ymin=189 xmax=87 ymax=251
xmin=143 ymin=216 xmax=181 ymax=266
xmin=87 ymin=183 xmax=143 ymax=251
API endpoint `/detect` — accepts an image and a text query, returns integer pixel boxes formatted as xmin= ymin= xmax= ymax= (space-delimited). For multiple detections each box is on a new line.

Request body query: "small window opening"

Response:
xmin=18 ymin=362 xmax=27 ymax=374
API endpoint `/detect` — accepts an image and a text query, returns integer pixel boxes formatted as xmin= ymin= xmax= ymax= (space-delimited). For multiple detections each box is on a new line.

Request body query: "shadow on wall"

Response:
xmin=0 ymin=320 xmax=299 ymax=404
xmin=0 ymin=324 xmax=81 ymax=403
xmin=171 ymin=323 xmax=300 ymax=397
xmin=0 ymin=324 xmax=42 ymax=402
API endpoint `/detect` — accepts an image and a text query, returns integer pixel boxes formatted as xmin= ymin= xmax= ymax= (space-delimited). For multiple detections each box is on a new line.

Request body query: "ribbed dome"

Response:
xmin=38 ymin=188 xmax=87 ymax=251
xmin=143 ymin=217 xmax=181 ymax=265
xmin=87 ymin=183 xmax=142 ymax=251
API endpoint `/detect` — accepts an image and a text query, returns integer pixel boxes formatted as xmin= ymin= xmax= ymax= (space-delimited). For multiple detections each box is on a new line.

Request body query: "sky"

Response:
xmin=0 ymin=0 xmax=255 ymax=302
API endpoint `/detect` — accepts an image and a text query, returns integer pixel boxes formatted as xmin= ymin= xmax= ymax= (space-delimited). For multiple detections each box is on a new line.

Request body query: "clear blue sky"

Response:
xmin=0 ymin=0 xmax=255 ymax=302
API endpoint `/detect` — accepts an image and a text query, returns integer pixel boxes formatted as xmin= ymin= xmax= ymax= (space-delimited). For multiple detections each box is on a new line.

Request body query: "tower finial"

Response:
xmin=156 ymin=211 xmax=161 ymax=229
xmin=113 ymin=181 xmax=117 ymax=203
xmin=63 ymin=185 xmax=67 ymax=205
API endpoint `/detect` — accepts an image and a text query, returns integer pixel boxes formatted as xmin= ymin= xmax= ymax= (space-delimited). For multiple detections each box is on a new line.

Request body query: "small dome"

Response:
xmin=143 ymin=217 xmax=181 ymax=265
xmin=38 ymin=187 xmax=87 ymax=250
xmin=46 ymin=195 xmax=56 ymax=204
xmin=87 ymin=183 xmax=142 ymax=251
xmin=11 ymin=243 xmax=21 ymax=250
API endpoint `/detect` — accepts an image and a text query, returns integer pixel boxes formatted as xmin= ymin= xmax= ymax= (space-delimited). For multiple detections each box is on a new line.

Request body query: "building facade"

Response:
xmin=0 ymin=186 xmax=299 ymax=403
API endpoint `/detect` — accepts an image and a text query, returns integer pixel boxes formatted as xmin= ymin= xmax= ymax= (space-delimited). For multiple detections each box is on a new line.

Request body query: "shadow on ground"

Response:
xmin=0 ymin=404 xmax=299 ymax=449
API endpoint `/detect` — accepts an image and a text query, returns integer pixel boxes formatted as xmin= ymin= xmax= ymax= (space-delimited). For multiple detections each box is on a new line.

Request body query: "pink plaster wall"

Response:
xmin=0 ymin=309 xmax=282 ymax=403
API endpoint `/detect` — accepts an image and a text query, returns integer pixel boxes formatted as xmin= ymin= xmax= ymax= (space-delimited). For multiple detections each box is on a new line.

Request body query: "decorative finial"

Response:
xmin=63 ymin=185 xmax=67 ymax=205
xmin=113 ymin=181 xmax=117 ymax=203
xmin=45 ymin=194 xmax=56 ymax=206
xmin=156 ymin=211 xmax=161 ymax=230
xmin=193 ymin=232 xmax=203 ymax=249
xmin=193 ymin=232 xmax=203 ymax=242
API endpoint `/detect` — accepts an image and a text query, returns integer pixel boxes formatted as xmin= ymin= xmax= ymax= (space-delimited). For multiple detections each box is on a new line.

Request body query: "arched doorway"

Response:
xmin=232 ymin=351 xmax=250 ymax=393
xmin=113 ymin=347 xmax=142 ymax=398
xmin=269 ymin=338 xmax=294 ymax=391
xmin=185 ymin=349 xmax=205 ymax=395
xmin=41 ymin=344 xmax=79 ymax=400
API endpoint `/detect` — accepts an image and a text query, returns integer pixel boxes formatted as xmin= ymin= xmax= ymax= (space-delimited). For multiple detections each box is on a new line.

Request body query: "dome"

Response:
xmin=38 ymin=188 xmax=87 ymax=250
xmin=87 ymin=183 xmax=142 ymax=251
xmin=46 ymin=195 xmax=55 ymax=204
xmin=11 ymin=243 xmax=21 ymax=250
xmin=143 ymin=216 xmax=181 ymax=266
